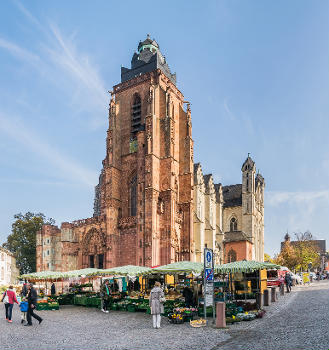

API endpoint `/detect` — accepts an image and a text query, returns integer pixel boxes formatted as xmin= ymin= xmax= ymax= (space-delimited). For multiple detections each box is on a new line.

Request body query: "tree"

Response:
xmin=275 ymin=241 xmax=298 ymax=270
xmin=275 ymin=231 xmax=321 ymax=271
xmin=2 ymin=212 xmax=55 ymax=274
xmin=264 ymin=253 xmax=274 ymax=263
xmin=293 ymin=231 xmax=320 ymax=271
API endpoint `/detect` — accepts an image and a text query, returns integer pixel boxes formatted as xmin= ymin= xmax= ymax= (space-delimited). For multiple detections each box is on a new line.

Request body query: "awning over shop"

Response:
xmin=215 ymin=260 xmax=281 ymax=274
xmin=150 ymin=261 xmax=204 ymax=275
xmin=97 ymin=265 xmax=151 ymax=277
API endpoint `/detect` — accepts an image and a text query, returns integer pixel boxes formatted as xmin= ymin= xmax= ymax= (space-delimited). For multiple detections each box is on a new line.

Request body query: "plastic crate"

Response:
xmin=127 ymin=305 xmax=136 ymax=312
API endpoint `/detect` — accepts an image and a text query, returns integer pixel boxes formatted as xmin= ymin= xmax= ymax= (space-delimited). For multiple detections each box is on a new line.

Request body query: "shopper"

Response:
xmin=100 ymin=279 xmax=111 ymax=313
xmin=1 ymin=285 xmax=19 ymax=323
xmin=20 ymin=297 xmax=28 ymax=324
xmin=285 ymin=272 xmax=292 ymax=293
xmin=25 ymin=283 xmax=43 ymax=326
xmin=51 ymin=283 xmax=56 ymax=296
xmin=149 ymin=281 xmax=165 ymax=329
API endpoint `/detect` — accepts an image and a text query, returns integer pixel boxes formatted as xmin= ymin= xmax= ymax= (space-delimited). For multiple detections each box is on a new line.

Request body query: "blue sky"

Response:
xmin=0 ymin=1 xmax=328 ymax=256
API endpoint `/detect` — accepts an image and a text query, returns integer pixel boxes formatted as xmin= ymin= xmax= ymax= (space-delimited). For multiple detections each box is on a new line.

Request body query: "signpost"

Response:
xmin=204 ymin=248 xmax=215 ymax=324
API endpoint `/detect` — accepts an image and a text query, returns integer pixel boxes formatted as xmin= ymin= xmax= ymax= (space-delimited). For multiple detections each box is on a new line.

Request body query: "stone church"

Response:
xmin=193 ymin=156 xmax=265 ymax=265
xmin=36 ymin=36 xmax=265 ymax=272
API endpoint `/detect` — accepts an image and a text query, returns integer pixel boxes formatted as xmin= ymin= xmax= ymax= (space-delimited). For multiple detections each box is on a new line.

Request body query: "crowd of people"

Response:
xmin=1 ymin=283 xmax=43 ymax=326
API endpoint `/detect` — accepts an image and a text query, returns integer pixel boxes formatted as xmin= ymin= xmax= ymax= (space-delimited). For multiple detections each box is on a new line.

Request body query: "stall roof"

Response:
xmin=21 ymin=268 xmax=99 ymax=280
xmin=98 ymin=265 xmax=151 ymax=277
xmin=150 ymin=261 xmax=204 ymax=275
xmin=215 ymin=260 xmax=281 ymax=273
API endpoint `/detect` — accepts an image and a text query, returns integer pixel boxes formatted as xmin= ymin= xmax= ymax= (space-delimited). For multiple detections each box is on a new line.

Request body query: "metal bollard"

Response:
xmin=271 ymin=287 xmax=276 ymax=302
xmin=263 ymin=289 xmax=271 ymax=306
xmin=256 ymin=292 xmax=263 ymax=309
xmin=280 ymin=284 xmax=285 ymax=296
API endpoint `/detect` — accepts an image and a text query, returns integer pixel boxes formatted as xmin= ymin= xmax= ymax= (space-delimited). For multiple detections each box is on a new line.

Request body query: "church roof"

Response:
xmin=242 ymin=155 xmax=255 ymax=172
xmin=222 ymin=184 xmax=242 ymax=207
xmin=138 ymin=36 xmax=159 ymax=51
xmin=121 ymin=35 xmax=176 ymax=84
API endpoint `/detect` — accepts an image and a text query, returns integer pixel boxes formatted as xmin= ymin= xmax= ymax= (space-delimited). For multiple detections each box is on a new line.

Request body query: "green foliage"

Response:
xmin=275 ymin=232 xmax=321 ymax=271
xmin=2 ymin=212 xmax=55 ymax=274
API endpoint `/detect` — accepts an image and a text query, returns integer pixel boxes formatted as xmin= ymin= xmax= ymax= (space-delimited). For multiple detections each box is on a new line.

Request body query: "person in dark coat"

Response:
xmin=182 ymin=286 xmax=194 ymax=307
xmin=51 ymin=283 xmax=56 ymax=296
xmin=285 ymin=273 xmax=292 ymax=293
xmin=25 ymin=283 xmax=42 ymax=326
xmin=21 ymin=283 xmax=28 ymax=297
xmin=100 ymin=280 xmax=111 ymax=313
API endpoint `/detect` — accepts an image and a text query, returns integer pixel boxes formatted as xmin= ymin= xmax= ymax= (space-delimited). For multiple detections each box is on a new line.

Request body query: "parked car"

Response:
xmin=290 ymin=273 xmax=302 ymax=285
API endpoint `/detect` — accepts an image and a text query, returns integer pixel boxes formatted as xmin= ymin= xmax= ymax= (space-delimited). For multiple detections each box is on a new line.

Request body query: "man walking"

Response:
xmin=25 ymin=283 xmax=43 ymax=326
xmin=285 ymin=272 xmax=292 ymax=293
xmin=100 ymin=280 xmax=111 ymax=313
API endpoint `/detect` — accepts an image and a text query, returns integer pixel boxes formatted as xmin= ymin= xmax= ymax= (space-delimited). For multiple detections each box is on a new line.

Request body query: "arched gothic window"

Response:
xmin=230 ymin=217 xmax=238 ymax=231
xmin=131 ymin=94 xmax=141 ymax=136
xmin=129 ymin=175 xmax=137 ymax=216
xmin=228 ymin=249 xmax=237 ymax=262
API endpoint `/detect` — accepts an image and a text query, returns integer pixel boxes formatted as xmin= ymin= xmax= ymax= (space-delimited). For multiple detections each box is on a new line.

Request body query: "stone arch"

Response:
xmin=82 ymin=228 xmax=106 ymax=255
xmin=229 ymin=215 xmax=238 ymax=231
xmin=227 ymin=248 xmax=237 ymax=262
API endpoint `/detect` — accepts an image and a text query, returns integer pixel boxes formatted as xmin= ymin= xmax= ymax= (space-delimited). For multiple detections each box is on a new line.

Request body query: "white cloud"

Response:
xmin=266 ymin=190 xmax=329 ymax=207
xmin=0 ymin=113 xmax=98 ymax=187
xmin=1 ymin=1 xmax=108 ymax=129
xmin=0 ymin=37 xmax=40 ymax=65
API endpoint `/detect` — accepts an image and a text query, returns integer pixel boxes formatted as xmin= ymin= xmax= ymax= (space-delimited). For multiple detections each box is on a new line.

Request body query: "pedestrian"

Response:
xmin=1 ymin=285 xmax=19 ymax=323
xmin=182 ymin=285 xmax=194 ymax=307
xmin=285 ymin=272 xmax=292 ymax=293
xmin=21 ymin=283 xmax=28 ymax=297
xmin=149 ymin=281 xmax=165 ymax=329
xmin=19 ymin=297 xmax=28 ymax=324
xmin=51 ymin=282 xmax=56 ymax=296
xmin=25 ymin=283 xmax=43 ymax=326
xmin=100 ymin=279 xmax=111 ymax=313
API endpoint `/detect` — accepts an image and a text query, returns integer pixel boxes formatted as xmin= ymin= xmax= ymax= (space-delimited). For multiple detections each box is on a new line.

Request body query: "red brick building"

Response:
xmin=36 ymin=36 xmax=194 ymax=271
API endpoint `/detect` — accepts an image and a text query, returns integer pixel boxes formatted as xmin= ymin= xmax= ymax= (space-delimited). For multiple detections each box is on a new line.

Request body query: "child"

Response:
xmin=19 ymin=297 xmax=28 ymax=324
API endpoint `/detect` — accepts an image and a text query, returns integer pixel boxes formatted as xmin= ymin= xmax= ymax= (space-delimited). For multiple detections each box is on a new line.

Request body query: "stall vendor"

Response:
xmin=182 ymin=286 xmax=194 ymax=307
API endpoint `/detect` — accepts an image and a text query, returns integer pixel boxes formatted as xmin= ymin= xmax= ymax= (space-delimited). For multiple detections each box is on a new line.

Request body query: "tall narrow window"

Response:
xmin=131 ymin=94 xmax=141 ymax=136
xmin=89 ymin=255 xmax=95 ymax=268
xmin=227 ymin=249 xmax=237 ymax=262
xmin=246 ymin=173 xmax=249 ymax=192
xmin=98 ymin=254 xmax=104 ymax=269
xmin=230 ymin=217 xmax=238 ymax=231
xmin=130 ymin=175 xmax=137 ymax=216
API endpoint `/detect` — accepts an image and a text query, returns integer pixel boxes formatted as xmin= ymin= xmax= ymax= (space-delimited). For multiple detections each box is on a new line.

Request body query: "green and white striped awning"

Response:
xmin=215 ymin=260 xmax=281 ymax=273
xmin=150 ymin=261 xmax=204 ymax=275
xmin=97 ymin=265 xmax=151 ymax=277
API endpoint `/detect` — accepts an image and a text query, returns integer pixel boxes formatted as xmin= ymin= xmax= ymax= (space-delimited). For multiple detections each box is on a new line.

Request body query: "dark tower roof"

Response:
xmin=121 ymin=35 xmax=176 ymax=84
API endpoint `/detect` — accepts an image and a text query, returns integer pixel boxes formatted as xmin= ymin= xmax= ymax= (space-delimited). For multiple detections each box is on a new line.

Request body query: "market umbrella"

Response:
xmin=215 ymin=260 xmax=281 ymax=274
xmin=150 ymin=261 xmax=204 ymax=275
xmin=97 ymin=265 xmax=151 ymax=277
xmin=20 ymin=270 xmax=63 ymax=280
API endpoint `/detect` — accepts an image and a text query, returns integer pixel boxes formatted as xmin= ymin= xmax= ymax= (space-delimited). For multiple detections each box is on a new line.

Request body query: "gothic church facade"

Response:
xmin=36 ymin=37 xmax=265 ymax=272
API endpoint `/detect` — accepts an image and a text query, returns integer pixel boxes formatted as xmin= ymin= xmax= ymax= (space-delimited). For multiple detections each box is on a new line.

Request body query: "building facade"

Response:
xmin=193 ymin=156 xmax=265 ymax=264
xmin=37 ymin=37 xmax=266 ymax=273
xmin=0 ymin=247 xmax=19 ymax=285
xmin=37 ymin=36 xmax=194 ymax=271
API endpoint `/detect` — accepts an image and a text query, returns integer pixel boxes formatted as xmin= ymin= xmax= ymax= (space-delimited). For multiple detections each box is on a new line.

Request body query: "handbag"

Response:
xmin=3 ymin=292 xmax=9 ymax=304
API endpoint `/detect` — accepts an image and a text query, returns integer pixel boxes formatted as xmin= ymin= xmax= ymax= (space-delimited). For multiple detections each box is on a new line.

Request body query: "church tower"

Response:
xmin=241 ymin=155 xmax=256 ymax=259
xmin=94 ymin=36 xmax=194 ymax=267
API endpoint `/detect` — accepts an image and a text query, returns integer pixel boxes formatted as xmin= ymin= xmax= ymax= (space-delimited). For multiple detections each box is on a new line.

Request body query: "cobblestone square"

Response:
xmin=1 ymin=281 xmax=328 ymax=350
